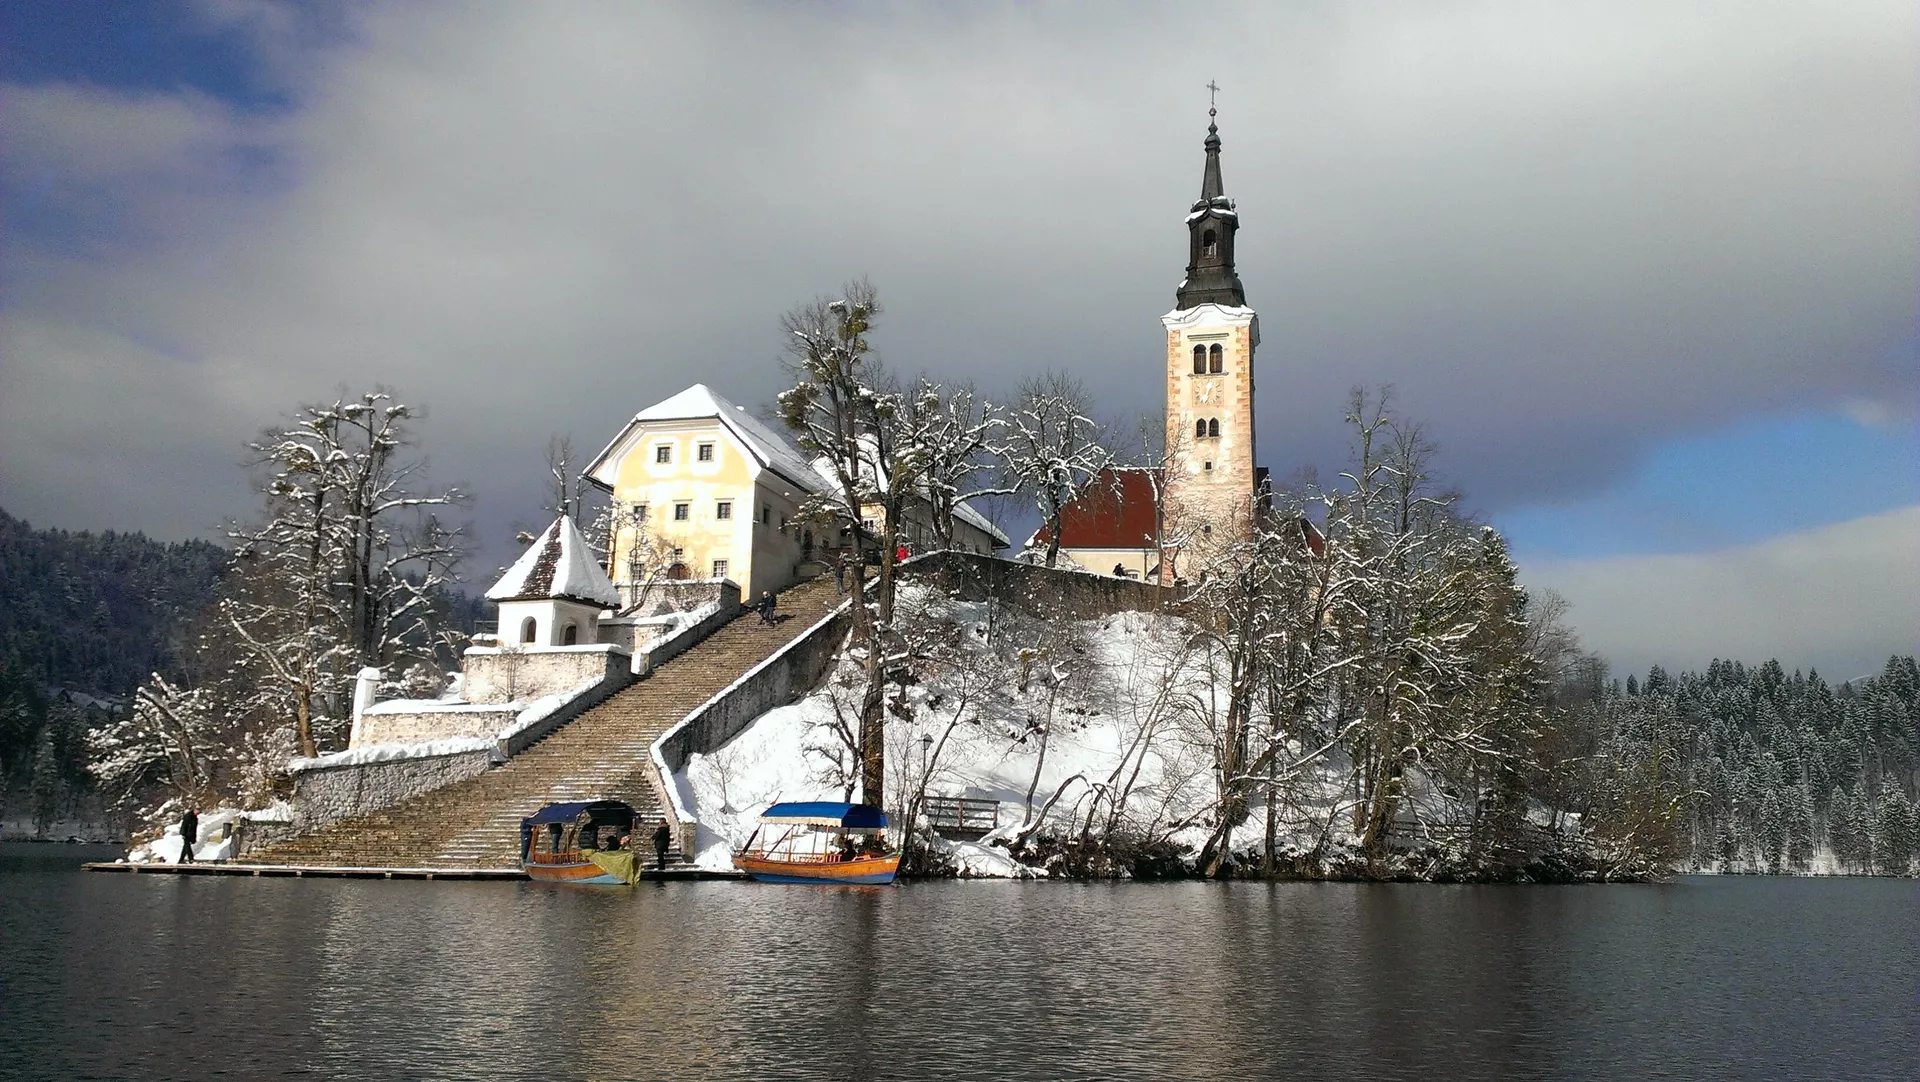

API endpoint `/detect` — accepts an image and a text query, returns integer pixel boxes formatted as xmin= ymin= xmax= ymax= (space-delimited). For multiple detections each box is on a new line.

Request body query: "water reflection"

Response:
xmin=3 ymin=847 xmax=1915 ymax=1082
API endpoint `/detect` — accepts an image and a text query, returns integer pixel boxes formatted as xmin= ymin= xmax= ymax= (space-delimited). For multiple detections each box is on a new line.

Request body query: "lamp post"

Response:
xmin=916 ymin=733 xmax=934 ymax=867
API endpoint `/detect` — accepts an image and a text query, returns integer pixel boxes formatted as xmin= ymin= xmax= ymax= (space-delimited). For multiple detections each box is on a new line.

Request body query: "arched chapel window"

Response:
xmin=1202 ymin=229 xmax=1217 ymax=257
xmin=1209 ymin=344 xmax=1223 ymax=373
xmin=562 ymin=622 xmax=578 ymax=646
xmin=519 ymin=617 xmax=537 ymax=644
xmin=1192 ymin=345 xmax=1206 ymax=375
xmin=1195 ymin=419 xmax=1207 ymax=439
xmin=1208 ymin=418 xmax=1220 ymax=439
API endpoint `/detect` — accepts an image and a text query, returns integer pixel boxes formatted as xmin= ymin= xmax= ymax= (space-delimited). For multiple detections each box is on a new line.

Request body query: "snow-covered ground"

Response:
xmin=119 ymin=801 xmax=292 ymax=863
xmin=676 ymin=588 xmax=1373 ymax=877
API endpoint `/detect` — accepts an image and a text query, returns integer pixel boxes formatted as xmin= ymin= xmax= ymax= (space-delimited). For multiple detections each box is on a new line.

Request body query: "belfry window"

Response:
xmin=1192 ymin=345 xmax=1207 ymax=375
xmin=1202 ymin=229 xmax=1217 ymax=257
xmin=1195 ymin=419 xmax=1207 ymax=439
xmin=1208 ymin=418 xmax=1221 ymax=438
xmin=1209 ymin=344 xmax=1223 ymax=373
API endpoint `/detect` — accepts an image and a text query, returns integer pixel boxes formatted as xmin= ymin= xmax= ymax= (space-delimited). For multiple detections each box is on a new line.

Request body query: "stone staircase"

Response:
xmin=248 ymin=575 xmax=845 ymax=870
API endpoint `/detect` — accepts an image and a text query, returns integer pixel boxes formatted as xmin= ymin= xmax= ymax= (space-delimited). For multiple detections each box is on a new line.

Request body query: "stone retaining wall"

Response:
xmin=355 ymin=704 xmax=519 ymax=747
xmin=902 ymin=550 xmax=1176 ymax=620
xmin=462 ymin=643 xmax=627 ymax=704
xmin=290 ymin=748 xmax=496 ymax=833
xmin=650 ymin=600 xmax=852 ymax=853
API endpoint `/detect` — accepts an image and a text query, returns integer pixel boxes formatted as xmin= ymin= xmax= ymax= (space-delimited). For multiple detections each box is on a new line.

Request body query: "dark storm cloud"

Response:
xmin=1 ymin=2 xmax=1913 ymax=576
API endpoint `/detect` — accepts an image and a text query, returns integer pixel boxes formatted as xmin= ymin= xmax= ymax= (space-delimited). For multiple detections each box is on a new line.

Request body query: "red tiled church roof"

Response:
xmin=1029 ymin=468 xmax=1162 ymax=550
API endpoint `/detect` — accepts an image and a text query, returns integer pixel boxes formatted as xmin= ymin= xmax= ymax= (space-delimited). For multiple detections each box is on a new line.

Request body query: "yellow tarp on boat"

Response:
xmin=585 ymin=849 xmax=639 ymax=884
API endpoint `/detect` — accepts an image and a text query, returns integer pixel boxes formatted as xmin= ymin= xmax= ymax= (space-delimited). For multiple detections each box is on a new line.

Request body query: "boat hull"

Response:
xmin=735 ymin=853 xmax=900 ymax=885
xmin=524 ymin=861 xmax=630 ymax=886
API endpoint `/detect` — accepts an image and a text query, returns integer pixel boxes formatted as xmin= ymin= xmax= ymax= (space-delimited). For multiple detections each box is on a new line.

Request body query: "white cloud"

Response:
xmin=1523 ymin=506 xmax=1920 ymax=681
xmin=0 ymin=1 xmax=1913 ymax=569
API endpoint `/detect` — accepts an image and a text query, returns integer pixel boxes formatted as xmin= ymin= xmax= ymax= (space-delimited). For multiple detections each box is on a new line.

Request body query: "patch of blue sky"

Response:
xmin=1 ymin=2 xmax=325 ymax=265
xmin=1500 ymin=409 xmax=1920 ymax=560
xmin=0 ymin=0 xmax=302 ymax=110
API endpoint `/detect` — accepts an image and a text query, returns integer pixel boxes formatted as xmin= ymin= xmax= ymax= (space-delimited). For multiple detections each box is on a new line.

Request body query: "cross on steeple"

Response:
xmin=1206 ymin=79 xmax=1220 ymax=114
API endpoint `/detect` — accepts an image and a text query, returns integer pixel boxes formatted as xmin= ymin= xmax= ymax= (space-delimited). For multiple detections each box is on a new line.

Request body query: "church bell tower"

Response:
xmin=1161 ymin=103 xmax=1259 ymax=581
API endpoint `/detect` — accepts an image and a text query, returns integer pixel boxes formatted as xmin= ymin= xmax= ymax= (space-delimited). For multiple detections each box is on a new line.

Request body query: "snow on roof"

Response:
xmin=808 ymin=448 xmax=1009 ymax=547
xmin=953 ymin=496 xmax=1007 ymax=545
xmin=598 ymin=383 xmax=823 ymax=493
xmin=485 ymin=515 xmax=620 ymax=607
xmin=587 ymin=383 xmax=1006 ymax=546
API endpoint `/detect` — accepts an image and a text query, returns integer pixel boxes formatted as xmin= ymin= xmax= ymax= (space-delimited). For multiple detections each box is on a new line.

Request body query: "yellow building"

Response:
xmin=583 ymin=384 xmax=1005 ymax=604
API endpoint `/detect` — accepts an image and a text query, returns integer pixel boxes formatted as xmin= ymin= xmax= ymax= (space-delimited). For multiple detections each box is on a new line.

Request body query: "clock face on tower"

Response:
xmin=1198 ymin=382 xmax=1216 ymax=404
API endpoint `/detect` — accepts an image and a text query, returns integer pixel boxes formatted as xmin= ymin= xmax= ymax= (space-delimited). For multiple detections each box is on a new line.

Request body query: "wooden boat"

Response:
xmin=734 ymin=801 xmax=900 ymax=885
xmin=520 ymin=800 xmax=640 ymax=885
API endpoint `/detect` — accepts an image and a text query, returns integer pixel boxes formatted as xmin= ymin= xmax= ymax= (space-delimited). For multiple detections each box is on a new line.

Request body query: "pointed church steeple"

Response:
xmin=1176 ymin=106 xmax=1246 ymax=309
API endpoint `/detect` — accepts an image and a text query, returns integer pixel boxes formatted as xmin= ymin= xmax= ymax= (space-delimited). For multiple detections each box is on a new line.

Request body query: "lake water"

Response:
xmin=1 ymin=844 xmax=1914 ymax=1081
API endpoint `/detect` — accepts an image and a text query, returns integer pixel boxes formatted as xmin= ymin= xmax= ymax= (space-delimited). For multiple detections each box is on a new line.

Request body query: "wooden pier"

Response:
xmin=82 ymin=861 xmax=745 ymax=881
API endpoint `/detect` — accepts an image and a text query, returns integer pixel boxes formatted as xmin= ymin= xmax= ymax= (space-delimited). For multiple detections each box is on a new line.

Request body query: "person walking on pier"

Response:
xmin=177 ymin=807 xmax=199 ymax=864
xmin=652 ymin=821 xmax=672 ymax=871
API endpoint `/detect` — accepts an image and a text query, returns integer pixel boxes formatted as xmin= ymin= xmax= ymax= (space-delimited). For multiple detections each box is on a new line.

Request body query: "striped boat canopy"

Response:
xmin=758 ymin=801 xmax=888 ymax=830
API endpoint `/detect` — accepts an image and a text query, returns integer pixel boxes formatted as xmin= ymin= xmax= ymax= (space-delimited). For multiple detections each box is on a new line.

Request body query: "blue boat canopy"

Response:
xmin=521 ymin=800 xmax=634 ymax=828
xmin=759 ymin=801 xmax=888 ymax=830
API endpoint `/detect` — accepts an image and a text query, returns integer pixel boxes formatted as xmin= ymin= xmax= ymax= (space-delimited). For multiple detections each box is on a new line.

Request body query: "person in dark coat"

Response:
xmin=758 ymin=589 xmax=776 ymax=624
xmin=177 ymin=807 xmax=199 ymax=864
xmin=652 ymin=821 xmax=672 ymax=871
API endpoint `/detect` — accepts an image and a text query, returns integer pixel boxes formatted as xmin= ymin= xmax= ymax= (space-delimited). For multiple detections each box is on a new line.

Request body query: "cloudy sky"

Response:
xmin=2 ymin=1 xmax=1914 ymax=680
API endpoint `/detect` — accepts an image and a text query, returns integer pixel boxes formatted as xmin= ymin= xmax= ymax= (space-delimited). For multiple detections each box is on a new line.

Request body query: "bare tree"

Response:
xmin=1002 ymin=371 xmax=1113 ymax=568
xmin=776 ymin=279 xmax=914 ymax=806
xmin=891 ymin=380 xmax=1011 ymax=548
xmin=544 ymin=434 xmax=580 ymax=521
xmin=223 ymin=390 xmax=465 ymax=757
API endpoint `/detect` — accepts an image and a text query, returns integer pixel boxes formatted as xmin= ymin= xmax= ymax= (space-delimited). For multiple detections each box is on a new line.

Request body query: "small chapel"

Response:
xmin=1036 ymin=107 xmax=1267 ymax=583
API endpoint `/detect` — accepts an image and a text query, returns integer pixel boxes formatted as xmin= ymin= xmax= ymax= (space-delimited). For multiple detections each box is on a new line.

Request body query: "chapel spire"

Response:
xmin=1175 ymin=95 xmax=1246 ymax=310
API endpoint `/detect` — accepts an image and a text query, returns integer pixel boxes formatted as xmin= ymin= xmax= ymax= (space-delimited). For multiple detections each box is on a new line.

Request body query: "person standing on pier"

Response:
xmin=177 ymin=807 xmax=199 ymax=864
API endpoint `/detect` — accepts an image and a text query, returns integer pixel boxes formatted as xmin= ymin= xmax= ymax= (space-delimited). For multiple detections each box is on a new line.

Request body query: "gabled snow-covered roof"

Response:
xmin=585 ymin=383 xmax=824 ymax=494
xmin=486 ymin=515 xmax=619 ymax=607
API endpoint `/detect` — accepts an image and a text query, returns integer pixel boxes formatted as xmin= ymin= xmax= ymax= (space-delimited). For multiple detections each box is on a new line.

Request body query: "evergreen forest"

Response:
xmin=1568 ymin=657 xmax=1919 ymax=875
xmin=0 ymin=508 xmax=225 ymax=834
